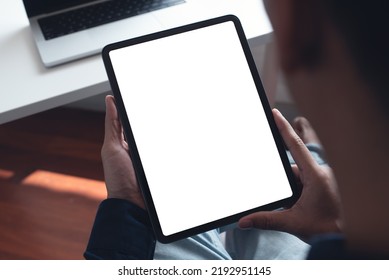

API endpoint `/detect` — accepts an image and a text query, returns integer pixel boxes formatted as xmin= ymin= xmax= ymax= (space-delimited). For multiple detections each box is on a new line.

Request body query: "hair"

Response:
xmin=322 ymin=0 xmax=389 ymax=111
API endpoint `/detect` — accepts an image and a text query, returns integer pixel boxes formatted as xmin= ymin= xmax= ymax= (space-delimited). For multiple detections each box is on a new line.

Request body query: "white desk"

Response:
xmin=0 ymin=0 xmax=273 ymax=125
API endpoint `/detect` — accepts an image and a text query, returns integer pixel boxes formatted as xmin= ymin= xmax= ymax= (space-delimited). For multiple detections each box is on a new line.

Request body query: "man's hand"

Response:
xmin=101 ymin=95 xmax=145 ymax=209
xmin=239 ymin=109 xmax=342 ymax=241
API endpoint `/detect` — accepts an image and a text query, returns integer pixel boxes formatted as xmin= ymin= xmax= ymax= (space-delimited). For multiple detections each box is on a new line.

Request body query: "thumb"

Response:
xmin=238 ymin=210 xmax=291 ymax=232
xmin=104 ymin=95 xmax=122 ymax=145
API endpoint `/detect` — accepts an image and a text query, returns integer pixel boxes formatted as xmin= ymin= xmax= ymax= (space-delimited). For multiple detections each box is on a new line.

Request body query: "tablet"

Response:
xmin=102 ymin=15 xmax=298 ymax=243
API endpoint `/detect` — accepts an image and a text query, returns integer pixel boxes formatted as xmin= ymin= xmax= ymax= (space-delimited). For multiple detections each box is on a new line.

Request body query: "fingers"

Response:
xmin=238 ymin=110 xmax=314 ymax=234
xmin=291 ymin=164 xmax=300 ymax=179
xmin=104 ymin=95 xmax=122 ymax=145
xmin=273 ymin=109 xmax=317 ymax=171
xmin=290 ymin=164 xmax=303 ymax=196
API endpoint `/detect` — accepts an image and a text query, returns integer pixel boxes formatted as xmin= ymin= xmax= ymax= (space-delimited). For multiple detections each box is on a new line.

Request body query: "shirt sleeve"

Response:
xmin=307 ymin=234 xmax=389 ymax=260
xmin=84 ymin=198 xmax=156 ymax=260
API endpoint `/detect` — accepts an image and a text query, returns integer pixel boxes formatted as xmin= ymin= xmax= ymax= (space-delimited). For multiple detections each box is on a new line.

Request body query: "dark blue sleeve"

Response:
xmin=307 ymin=234 xmax=348 ymax=259
xmin=84 ymin=198 xmax=156 ymax=260
xmin=307 ymin=234 xmax=389 ymax=260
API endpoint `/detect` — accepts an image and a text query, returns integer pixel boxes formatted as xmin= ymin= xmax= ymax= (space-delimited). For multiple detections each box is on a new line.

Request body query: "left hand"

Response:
xmin=101 ymin=95 xmax=145 ymax=209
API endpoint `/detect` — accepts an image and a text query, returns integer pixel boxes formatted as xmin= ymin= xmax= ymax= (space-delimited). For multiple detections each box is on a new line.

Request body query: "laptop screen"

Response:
xmin=23 ymin=0 xmax=97 ymax=17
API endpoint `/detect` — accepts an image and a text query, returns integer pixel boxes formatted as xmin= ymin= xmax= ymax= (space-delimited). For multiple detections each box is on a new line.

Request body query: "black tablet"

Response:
xmin=102 ymin=15 xmax=298 ymax=243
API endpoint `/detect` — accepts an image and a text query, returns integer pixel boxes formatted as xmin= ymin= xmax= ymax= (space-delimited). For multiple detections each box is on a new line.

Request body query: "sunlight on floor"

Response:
xmin=0 ymin=168 xmax=14 ymax=179
xmin=21 ymin=170 xmax=106 ymax=200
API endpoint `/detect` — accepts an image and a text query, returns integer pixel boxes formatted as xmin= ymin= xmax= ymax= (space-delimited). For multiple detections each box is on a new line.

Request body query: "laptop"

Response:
xmin=22 ymin=0 xmax=224 ymax=67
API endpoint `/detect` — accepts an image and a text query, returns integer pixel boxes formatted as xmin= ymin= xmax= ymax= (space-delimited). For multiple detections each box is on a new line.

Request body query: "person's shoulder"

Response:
xmin=307 ymin=234 xmax=389 ymax=260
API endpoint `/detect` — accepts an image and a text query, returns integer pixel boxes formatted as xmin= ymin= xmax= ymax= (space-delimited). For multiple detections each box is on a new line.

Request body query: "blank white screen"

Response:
xmin=109 ymin=21 xmax=292 ymax=236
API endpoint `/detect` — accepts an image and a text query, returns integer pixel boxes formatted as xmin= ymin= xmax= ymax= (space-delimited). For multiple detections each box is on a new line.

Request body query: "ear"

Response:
xmin=265 ymin=0 xmax=324 ymax=72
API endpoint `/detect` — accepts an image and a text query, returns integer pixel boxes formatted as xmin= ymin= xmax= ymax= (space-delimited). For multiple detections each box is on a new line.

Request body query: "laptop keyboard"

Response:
xmin=38 ymin=0 xmax=186 ymax=40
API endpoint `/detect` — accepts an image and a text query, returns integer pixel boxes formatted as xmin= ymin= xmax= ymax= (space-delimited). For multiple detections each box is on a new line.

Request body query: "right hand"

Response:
xmin=238 ymin=109 xmax=342 ymax=241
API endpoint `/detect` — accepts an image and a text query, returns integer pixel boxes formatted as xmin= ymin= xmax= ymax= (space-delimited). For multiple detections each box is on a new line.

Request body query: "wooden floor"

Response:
xmin=0 ymin=107 xmax=107 ymax=259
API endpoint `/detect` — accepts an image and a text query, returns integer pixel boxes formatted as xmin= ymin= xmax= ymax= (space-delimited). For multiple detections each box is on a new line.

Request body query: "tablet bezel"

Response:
xmin=102 ymin=15 xmax=298 ymax=243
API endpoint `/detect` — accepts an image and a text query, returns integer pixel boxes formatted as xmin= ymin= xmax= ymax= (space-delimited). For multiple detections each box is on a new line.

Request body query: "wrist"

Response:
xmin=107 ymin=191 xmax=146 ymax=210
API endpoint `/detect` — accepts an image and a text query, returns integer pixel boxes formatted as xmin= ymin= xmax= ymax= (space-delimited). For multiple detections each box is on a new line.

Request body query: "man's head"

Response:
xmin=322 ymin=1 xmax=389 ymax=109
xmin=264 ymin=0 xmax=389 ymax=112
xmin=263 ymin=0 xmax=389 ymax=253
